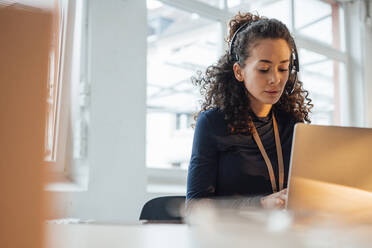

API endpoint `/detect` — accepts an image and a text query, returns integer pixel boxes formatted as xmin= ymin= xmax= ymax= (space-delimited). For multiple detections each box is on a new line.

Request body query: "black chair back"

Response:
xmin=139 ymin=196 xmax=186 ymax=223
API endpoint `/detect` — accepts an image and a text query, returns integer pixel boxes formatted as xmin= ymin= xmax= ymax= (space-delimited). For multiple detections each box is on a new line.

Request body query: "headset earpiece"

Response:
xmin=287 ymin=44 xmax=300 ymax=95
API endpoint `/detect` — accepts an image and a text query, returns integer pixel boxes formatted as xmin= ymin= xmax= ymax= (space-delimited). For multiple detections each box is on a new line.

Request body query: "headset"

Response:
xmin=229 ymin=22 xmax=300 ymax=95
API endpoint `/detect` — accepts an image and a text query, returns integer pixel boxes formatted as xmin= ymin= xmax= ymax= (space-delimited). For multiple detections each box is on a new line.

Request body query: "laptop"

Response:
xmin=286 ymin=123 xmax=372 ymax=222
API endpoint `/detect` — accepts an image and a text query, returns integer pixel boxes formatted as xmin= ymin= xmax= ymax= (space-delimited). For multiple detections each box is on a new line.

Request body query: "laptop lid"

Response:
xmin=287 ymin=123 xmax=372 ymax=222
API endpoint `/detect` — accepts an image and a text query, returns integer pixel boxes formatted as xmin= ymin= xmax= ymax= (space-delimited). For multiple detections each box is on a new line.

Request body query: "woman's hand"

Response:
xmin=260 ymin=188 xmax=287 ymax=209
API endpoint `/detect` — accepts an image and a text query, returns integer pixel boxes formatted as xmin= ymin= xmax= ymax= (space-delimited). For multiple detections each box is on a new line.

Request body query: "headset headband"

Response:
xmin=229 ymin=22 xmax=250 ymax=59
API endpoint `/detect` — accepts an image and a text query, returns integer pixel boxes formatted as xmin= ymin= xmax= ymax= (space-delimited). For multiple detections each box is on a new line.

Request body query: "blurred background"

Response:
xmin=2 ymin=0 xmax=372 ymax=225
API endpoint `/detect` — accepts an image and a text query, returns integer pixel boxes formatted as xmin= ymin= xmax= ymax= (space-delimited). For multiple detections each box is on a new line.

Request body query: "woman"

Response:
xmin=187 ymin=12 xmax=312 ymax=209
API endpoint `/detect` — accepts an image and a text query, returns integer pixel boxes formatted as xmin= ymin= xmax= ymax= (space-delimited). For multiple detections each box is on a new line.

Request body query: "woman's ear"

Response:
xmin=233 ymin=63 xmax=244 ymax=82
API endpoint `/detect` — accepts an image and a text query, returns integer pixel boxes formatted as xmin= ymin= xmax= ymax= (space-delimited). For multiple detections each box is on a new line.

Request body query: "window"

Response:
xmin=299 ymin=48 xmax=346 ymax=124
xmin=230 ymin=0 xmax=291 ymax=28
xmin=295 ymin=0 xmax=345 ymax=50
xmin=293 ymin=0 xmax=346 ymax=124
xmin=197 ymin=0 xmax=224 ymax=9
xmin=146 ymin=0 xmax=221 ymax=170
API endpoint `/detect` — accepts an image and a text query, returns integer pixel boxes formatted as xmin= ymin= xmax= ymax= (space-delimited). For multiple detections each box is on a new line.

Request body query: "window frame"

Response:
xmin=45 ymin=0 xmax=69 ymax=173
xmin=45 ymin=0 xmax=89 ymax=190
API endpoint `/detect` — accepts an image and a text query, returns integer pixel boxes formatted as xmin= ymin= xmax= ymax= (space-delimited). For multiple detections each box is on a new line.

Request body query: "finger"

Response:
xmin=278 ymin=200 xmax=285 ymax=209
xmin=279 ymin=194 xmax=287 ymax=201
xmin=274 ymin=199 xmax=284 ymax=209
xmin=274 ymin=198 xmax=284 ymax=205
xmin=272 ymin=191 xmax=282 ymax=197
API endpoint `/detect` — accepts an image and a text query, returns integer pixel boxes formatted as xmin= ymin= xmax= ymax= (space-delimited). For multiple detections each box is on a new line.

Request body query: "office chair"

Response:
xmin=139 ymin=196 xmax=186 ymax=223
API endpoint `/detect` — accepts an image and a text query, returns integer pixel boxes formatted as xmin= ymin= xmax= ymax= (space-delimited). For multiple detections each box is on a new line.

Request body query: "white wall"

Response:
xmin=48 ymin=0 xmax=147 ymax=224
xmin=79 ymin=0 xmax=147 ymax=223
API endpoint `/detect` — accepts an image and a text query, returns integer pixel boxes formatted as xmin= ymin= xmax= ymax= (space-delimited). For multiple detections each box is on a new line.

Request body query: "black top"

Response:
xmin=186 ymin=108 xmax=298 ymax=206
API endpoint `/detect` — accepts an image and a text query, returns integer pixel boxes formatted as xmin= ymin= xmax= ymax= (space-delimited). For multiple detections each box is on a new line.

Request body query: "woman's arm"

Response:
xmin=187 ymin=111 xmax=219 ymax=201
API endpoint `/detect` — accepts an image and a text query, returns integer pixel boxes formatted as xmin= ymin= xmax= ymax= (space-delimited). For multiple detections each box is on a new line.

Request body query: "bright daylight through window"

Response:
xmin=147 ymin=0 xmax=221 ymax=169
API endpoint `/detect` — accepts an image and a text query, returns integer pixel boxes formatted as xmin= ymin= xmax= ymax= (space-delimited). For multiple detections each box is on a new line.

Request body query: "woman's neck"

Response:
xmin=251 ymin=102 xmax=272 ymax=117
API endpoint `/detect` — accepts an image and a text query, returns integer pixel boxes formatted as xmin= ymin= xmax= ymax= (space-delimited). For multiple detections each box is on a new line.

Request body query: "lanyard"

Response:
xmin=250 ymin=113 xmax=284 ymax=193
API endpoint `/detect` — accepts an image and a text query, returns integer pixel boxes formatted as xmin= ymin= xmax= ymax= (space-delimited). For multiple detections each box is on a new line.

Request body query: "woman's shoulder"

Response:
xmin=199 ymin=108 xmax=224 ymax=120
xmin=197 ymin=108 xmax=227 ymax=132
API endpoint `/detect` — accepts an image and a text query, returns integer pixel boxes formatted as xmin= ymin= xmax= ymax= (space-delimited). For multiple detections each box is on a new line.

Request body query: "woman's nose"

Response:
xmin=269 ymin=71 xmax=281 ymax=84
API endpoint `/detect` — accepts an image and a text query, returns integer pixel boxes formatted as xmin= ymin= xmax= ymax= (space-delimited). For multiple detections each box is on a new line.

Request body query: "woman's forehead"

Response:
xmin=249 ymin=39 xmax=291 ymax=61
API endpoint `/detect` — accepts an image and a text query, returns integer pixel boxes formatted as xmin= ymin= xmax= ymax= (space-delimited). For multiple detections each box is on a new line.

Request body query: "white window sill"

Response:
xmin=146 ymin=167 xmax=187 ymax=195
xmin=45 ymin=181 xmax=87 ymax=192
xmin=146 ymin=183 xmax=186 ymax=195
xmin=45 ymin=172 xmax=88 ymax=192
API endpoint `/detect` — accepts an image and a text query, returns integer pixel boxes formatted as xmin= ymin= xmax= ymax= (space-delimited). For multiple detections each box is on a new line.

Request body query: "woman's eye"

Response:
xmin=258 ymin=68 xmax=288 ymax=73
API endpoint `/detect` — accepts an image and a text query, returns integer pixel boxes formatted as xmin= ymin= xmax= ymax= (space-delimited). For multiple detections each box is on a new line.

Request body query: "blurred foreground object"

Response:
xmin=45 ymin=203 xmax=372 ymax=248
xmin=0 ymin=2 xmax=53 ymax=248
xmin=185 ymin=200 xmax=372 ymax=248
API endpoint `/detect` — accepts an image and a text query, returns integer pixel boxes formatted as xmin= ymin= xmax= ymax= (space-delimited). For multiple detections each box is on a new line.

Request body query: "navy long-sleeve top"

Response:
xmin=186 ymin=108 xmax=298 ymax=205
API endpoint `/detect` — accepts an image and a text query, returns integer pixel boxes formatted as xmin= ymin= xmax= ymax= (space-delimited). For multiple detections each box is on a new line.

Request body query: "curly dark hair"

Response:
xmin=192 ymin=12 xmax=313 ymax=134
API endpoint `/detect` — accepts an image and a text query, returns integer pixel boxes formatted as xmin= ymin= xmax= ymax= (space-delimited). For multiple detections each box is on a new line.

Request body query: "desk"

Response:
xmin=45 ymin=223 xmax=197 ymax=248
xmin=45 ymin=218 xmax=372 ymax=248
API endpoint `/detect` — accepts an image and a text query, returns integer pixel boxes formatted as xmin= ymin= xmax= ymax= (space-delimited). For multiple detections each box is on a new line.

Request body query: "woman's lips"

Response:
xmin=265 ymin=90 xmax=279 ymax=96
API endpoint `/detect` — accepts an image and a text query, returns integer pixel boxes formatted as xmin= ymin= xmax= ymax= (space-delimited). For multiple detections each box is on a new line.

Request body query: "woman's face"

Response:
xmin=233 ymin=38 xmax=291 ymax=107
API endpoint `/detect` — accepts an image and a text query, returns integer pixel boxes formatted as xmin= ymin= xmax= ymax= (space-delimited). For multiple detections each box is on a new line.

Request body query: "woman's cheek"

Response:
xmin=283 ymin=72 xmax=290 ymax=83
xmin=278 ymin=75 xmax=288 ymax=88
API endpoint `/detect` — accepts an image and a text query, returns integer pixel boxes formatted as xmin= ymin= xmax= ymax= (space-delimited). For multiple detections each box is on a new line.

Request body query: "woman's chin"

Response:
xmin=260 ymin=96 xmax=281 ymax=105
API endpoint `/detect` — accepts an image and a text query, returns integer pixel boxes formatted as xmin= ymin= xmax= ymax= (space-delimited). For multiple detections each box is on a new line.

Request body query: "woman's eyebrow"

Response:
xmin=258 ymin=59 xmax=290 ymax=64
